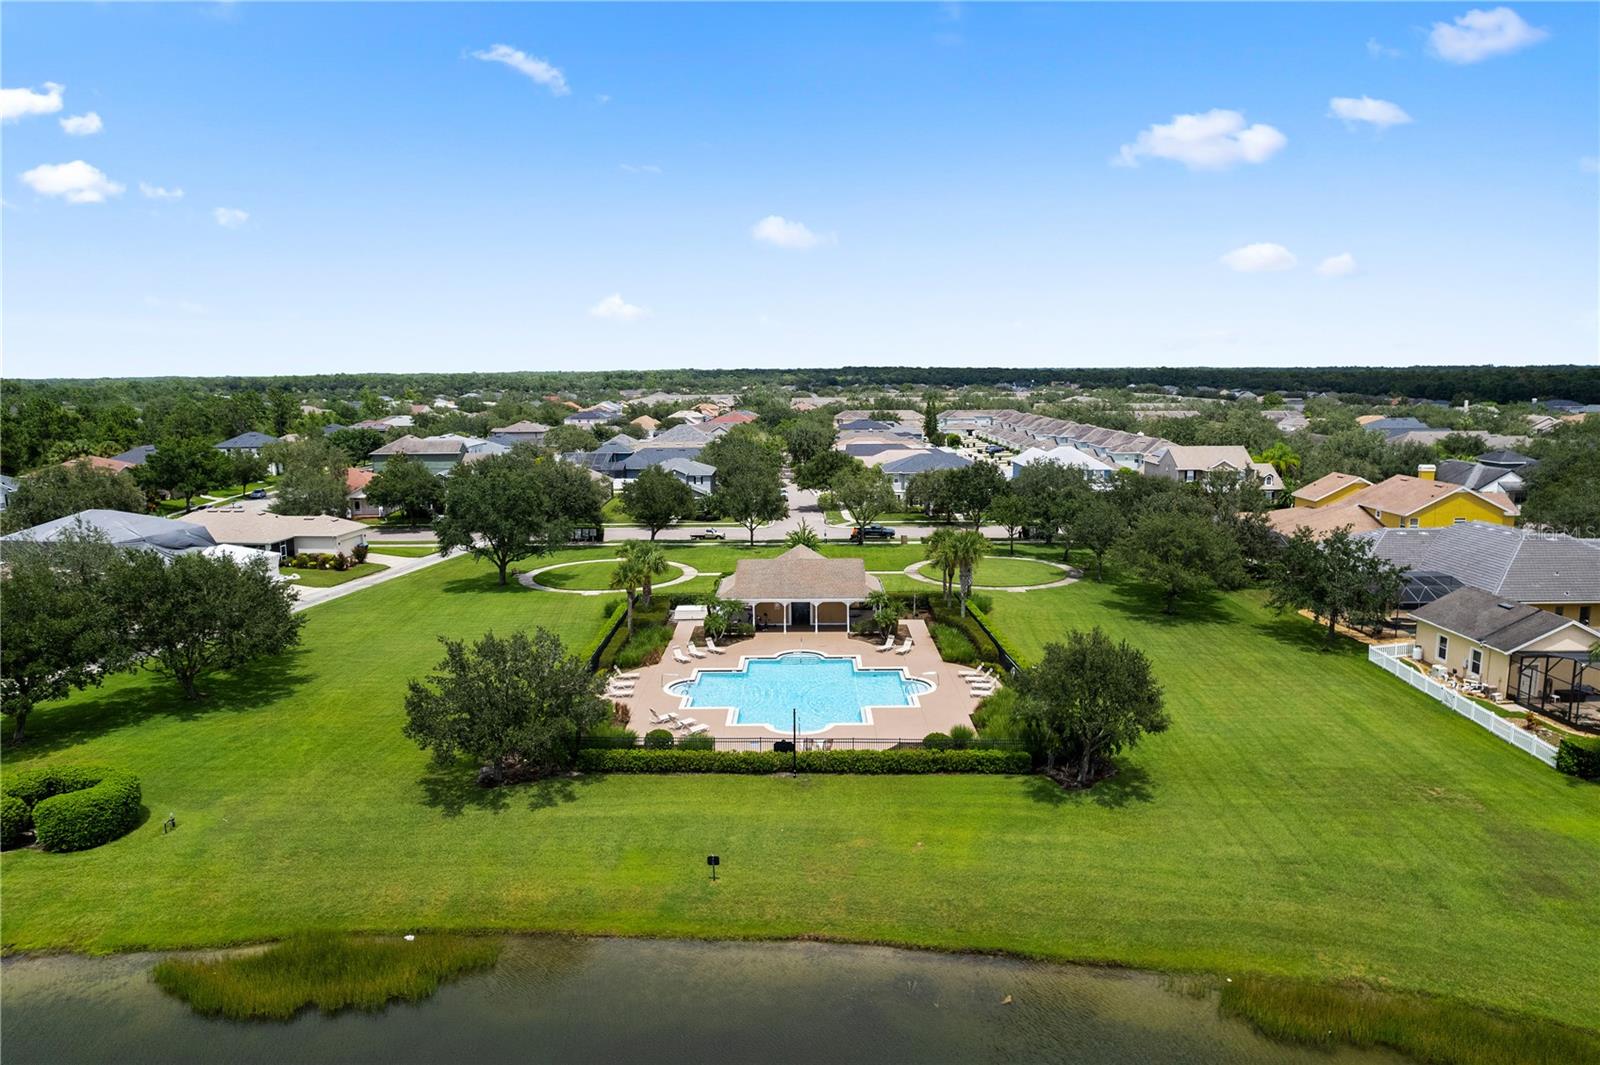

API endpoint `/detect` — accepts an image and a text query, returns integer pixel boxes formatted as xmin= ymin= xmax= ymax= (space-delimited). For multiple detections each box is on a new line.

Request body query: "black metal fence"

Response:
xmin=586 ymin=609 xmax=629 ymax=672
xmin=587 ymin=735 xmax=1024 ymax=752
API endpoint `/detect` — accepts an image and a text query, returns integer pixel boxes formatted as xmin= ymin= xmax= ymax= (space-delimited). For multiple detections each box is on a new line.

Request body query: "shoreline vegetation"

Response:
xmin=81 ymin=931 xmax=1600 ymax=1063
xmin=150 ymin=932 xmax=501 ymax=1021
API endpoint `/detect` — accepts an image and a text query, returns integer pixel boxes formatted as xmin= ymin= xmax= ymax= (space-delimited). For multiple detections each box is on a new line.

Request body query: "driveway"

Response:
xmin=288 ymin=548 xmax=450 ymax=611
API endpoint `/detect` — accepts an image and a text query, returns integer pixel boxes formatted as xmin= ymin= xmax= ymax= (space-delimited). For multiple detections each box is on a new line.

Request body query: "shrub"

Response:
xmin=575 ymin=748 xmax=1029 ymax=774
xmin=352 ymin=543 xmax=369 ymax=564
xmin=948 ymin=724 xmax=976 ymax=750
xmin=584 ymin=725 xmax=638 ymax=749
xmin=922 ymin=731 xmax=953 ymax=750
xmin=1555 ymin=736 xmax=1600 ymax=780
xmin=334 ymin=552 xmax=351 ymax=572
xmin=613 ymin=622 xmax=673 ymax=670
xmin=643 ymin=728 xmax=675 ymax=749
xmin=926 ymin=623 xmax=979 ymax=666
xmin=1 ymin=795 xmax=30 ymax=849
xmin=2 ymin=765 xmax=142 ymax=852
xmin=677 ymin=733 xmax=716 ymax=751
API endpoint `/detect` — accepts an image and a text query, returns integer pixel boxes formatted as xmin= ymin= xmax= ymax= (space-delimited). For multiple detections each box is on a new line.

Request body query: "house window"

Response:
xmin=1453 ymin=517 xmax=1466 ymax=525
xmin=1582 ymin=606 xmax=1592 ymax=626
xmin=1408 ymin=518 xmax=1420 ymax=528
xmin=1468 ymin=649 xmax=1483 ymax=677
xmin=1436 ymin=634 xmax=1449 ymax=661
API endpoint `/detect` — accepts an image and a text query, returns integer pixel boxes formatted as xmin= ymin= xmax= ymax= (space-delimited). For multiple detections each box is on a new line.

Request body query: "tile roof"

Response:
xmin=718 ymin=545 xmax=880 ymax=601
xmin=1266 ymin=503 xmax=1382 ymax=538
xmin=177 ymin=508 xmax=368 ymax=546
xmin=215 ymin=431 xmax=280 ymax=450
xmin=490 ymin=420 xmax=550 ymax=434
xmin=1292 ymin=472 xmax=1372 ymax=503
xmin=1410 ymin=587 xmax=1577 ymax=653
xmin=345 ymin=468 xmax=375 ymax=492
xmin=1360 ymin=522 xmax=1600 ymax=605
xmin=1351 ymin=474 xmax=1517 ymax=518
xmin=370 ymin=435 xmax=467 ymax=458
xmin=880 ymin=449 xmax=973 ymax=475
xmin=63 ymin=455 xmax=135 ymax=473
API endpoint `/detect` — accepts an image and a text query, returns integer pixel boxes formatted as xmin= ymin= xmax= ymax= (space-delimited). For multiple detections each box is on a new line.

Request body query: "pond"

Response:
xmin=1 ymin=937 xmax=1404 ymax=1065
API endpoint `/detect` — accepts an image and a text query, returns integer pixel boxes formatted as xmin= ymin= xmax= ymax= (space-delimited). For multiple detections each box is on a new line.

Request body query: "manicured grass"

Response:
xmin=366 ymin=544 xmax=437 ymax=558
xmin=968 ymin=555 xmax=1066 ymax=588
xmin=3 ymin=549 xmax=1598 ymax=1039
xmin=283 ymin=561 xmax=387 ymax=588
xmin=534 ymin=560 xmax=628 ymax=591
xmin=151 ymin=932 xmax=501 ymax=1020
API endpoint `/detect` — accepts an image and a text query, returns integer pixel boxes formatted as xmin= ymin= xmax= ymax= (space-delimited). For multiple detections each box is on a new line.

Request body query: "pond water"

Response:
xmin=1 ymin=937 xmax=1403 ymax=1065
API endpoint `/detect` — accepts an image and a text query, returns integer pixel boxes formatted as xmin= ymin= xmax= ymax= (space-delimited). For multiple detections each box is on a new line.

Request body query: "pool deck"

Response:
xmin=611 ymin=619 xmax=989 ymax=746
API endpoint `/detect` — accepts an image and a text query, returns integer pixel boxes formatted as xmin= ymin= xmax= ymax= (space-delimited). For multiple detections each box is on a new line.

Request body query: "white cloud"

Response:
xmin=620 ymin=163 xmax=662 ymax=174
xmin=1220 ymin=243 xmax=1297 ymax=273
xmin=139 ymin=182 xmax=185 ymax=201
xmin=751 ymin=215 xmax=833 ymax=250
xmin=1366 ymin=38 xmax=1403 ymax=59
xmin=18 ymin=160 xmax=124 ymax=204
xmin=213 ymin=206 xmax=249 ymax=228
xmin=1329 ymin=96 xmax=1413 ymax=129
xmin=59 ymin=111 xmax=103 ymax=136
xmin=1115 ymin=109 xmax=1286 ymax=171
xmin=588 ymin=293 xmax=648 ymax=321
xmin=1428 ymin=7 xmax=1548 ymax=64
xmin=472 ymin=44 xmax=570 ymax=96
xmin=1316 ymin=253 xmax=1359 ymax=278
xmin=1 ymin=82 xmax=64 ymax=122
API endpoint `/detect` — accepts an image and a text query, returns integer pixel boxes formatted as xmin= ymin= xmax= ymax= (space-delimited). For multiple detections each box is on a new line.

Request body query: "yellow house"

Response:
xmin=1272 ymin=467 xmax=1517 ymax=538
xmin=1411 ymin=587 xmax=1599 ymax=711
xmin=1292 ymin=472 xmax=1372 ymax=508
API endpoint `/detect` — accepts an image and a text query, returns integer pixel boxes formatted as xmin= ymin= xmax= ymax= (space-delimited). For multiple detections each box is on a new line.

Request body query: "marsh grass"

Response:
xmin=1219 ymin=976 xmax=1600 ymax=1065
xmin=151 ymin=932 xmax=501 ymax=1021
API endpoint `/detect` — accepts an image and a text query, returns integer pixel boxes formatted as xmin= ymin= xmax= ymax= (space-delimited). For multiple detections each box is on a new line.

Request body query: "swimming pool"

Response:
xmin=666 ymin=651 xmax=934 ymax=733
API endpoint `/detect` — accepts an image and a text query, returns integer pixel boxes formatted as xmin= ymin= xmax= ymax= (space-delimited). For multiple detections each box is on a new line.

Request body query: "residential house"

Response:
xmin=368 ymin=434 xmax=468 ymax=476
xmin=62 ymin=454 xmax=136 ymax=474
xmin=214 ymin=431 xmax=281 ymax=458
xmin=658 ymin=457 xmax=716 ymax=496
xmin=2 ymin=509 xmax=217 ymax=557
xmin=1433 ymin=459 xmax=1533 ymax=501
xmin=1292 ymin=472 xmax=1372 ymax=508
xmin=1361 ymin=522 xmax=1600 ymax=622
xmin=111 ymin=444 xmax=157 ymax=466
xmin=345 ymin=468 xmax=382 ymax=519
xmin=1269 ymin=467 xmax=1519 ymax=538
xmin=1145 ymin=445 xmax=1281 ymax=499
xmin=707 ymin=411 xmax=758 ymax=428
xmin=630 ymin=415 xmax=661 ymax=435
xmin=1361 ymin=416 xmax=1431 ymax=439
xmin=1009 ymin=445 xmax=1117 ymax=483
xmin=669 ymin=409 xmax=708 ymax=425
xmin=559 ymin=425 xmax=719 ymax=486
xmin=488 ymin=420 xmax=550 ymax=448
xmin=0 ymin=474 xmax=17 ymax=513
xmin=378 ymin=415 xmax=414 ymax=430
xmin=564 ymin=406 xmax=618 ymax=429
xmin=177 ymin=508 xmax=369 ymax=558
xmin=879 ymin=448 xmax=973 ymax=496
xmin=1409 ymin=586 xmax=1599 ymax=709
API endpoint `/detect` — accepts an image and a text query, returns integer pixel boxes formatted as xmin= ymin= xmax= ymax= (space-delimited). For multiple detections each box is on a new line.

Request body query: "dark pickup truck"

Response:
xmin=852 ymin=524 xmax=894 ymax=542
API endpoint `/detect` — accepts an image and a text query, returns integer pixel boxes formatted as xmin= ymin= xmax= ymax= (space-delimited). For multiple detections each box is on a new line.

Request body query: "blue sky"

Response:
xmin=3 ymin=2 xmax=1595 ymax=378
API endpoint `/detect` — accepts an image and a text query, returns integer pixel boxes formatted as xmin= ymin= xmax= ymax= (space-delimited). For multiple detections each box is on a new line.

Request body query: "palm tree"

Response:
xmin=925 ymin=528 xmax=957 ymax=605
xmin=609 ymin=555 xmax=647 ymax=637
xmin=621 ymin=541 xmax=670 ymax=608
xmin=949 ymin=530 xmax=988 ymax=616
xmin=784 ymin=519 xmax=822 ymax=550
xmin=863 ymin=589 xmax=902 ymax=637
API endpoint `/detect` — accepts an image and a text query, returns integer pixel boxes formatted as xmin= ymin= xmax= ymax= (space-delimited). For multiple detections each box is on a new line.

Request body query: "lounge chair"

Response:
xmin=875 ymin=634 xmax=896 ymax=652
xmin=612 ymin=666 xmax=640 ymax=680
xmin=704 ymin=636 xmax=726 ymax=654
xmin=820 ymin=739 xmax=834 ymax=751
xmin=674 ymin=717 xmax=698 ymax=731
xmin=687 ymin=642 xmax=708 ymax=659
xmin=894 ymin=637 xmax=914 ymax=655
xmin=686 ymin=723 xmax=710 ymax=736
xmin=608 ymin=684 xmax=635 ymax=695
xmin=649 ymin=709 xmax=675 ymax=725
xmin=672 ymin=647 xmax=692 ymax=665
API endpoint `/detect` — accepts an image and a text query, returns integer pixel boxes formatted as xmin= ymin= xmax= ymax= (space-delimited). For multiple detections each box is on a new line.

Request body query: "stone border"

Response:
xmin=519 ymin=557 xmax=699 ymax=597
xmin=901 ymin=556 xmax=1078 ymax=592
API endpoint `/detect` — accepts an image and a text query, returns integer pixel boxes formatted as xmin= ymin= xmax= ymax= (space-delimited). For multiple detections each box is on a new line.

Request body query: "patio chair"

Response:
xmin=895 ymin=637 xmax=914 ymax=655
xmin=704 ymin=636 xmax=726 ymax=654
xmin=649 ymin=709 xmax=675 ymax=725
xmin=686 ymin=724 xmax=710 ymax=736
xmin=687 ymin=642 xmax=708 ymax=660
xmin=672 ymin=647 xmax=693 ymax=665
xmin=674 ymin=717 xmax=698 ymax=731
xmin=875 ymin=634 xmax=896 ymax=652
xmin=612 ymin=666 xmax=640 ymax=680
xmin=821 ymin=739 xmax=834 ymax=751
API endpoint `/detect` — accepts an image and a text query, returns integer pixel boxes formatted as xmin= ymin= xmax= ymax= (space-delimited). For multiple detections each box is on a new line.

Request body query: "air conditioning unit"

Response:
xmin=1410 ymin=645 xmax=1423 ymax=661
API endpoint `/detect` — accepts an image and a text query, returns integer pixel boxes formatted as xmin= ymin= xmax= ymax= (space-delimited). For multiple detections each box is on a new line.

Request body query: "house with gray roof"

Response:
xmin=112 ymin=444 xmax=158 ymax=466
xmin=658 ymin=456 xmax=716 ymax=496
xmin=1409 ymin=586 xmax=1599 ymax=714
xmin=1433 ymin=459 xmax=1532 ymax=500
xmin=1 ymin=509 xmax=218 ymax=558
xmin=215 ymin=431 xmax=281 ymax=455
xmin=369 ymin=434 xmax=468 ymax=475
xmin=879 ymin=448 xmax=973 ymax=496
xmin=1361 ymin=522 xmax=1600 ymax=623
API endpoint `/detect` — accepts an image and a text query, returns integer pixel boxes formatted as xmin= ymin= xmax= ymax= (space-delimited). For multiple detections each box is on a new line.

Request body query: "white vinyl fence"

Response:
xmin=1368 ymin=642 xmax=1558 ymax=767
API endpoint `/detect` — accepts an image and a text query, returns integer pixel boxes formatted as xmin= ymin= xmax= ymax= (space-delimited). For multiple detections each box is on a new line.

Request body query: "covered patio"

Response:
xmin=1512 ymin=650 xmax=1600 ymax=730
xmin=718 ymin=545 xmax=877 ymax=633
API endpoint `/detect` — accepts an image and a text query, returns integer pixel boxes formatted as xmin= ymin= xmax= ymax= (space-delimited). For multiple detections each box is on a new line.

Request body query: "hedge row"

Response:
xmin=1 ymin=795 xmax=29 ymax=850
xmin=1 ymin=765 xmax=142 ymax=852
xmin=1555 ymin=737 xmax=1600 ymax=781
xmin=575 ymin=748 xmax=1030 ymax=774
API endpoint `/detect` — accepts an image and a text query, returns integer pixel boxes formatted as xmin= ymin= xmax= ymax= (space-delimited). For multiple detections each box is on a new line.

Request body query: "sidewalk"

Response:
xmin=289 ymin=549 xmax=450 ymax=611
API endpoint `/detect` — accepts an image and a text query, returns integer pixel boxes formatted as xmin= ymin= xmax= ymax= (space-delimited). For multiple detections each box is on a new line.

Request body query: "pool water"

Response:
xmin=667 ymin=650 xmax=933 ymax=732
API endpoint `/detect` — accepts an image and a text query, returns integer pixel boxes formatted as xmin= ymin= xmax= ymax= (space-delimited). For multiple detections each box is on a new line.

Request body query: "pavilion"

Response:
xmin=717 ymin=545 xmax=880 ymax=632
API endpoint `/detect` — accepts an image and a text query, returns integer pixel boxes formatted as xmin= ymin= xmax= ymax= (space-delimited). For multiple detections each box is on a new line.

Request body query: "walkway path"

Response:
xmin=519 ymin=557 xmax=701 ymax=596
xmin=289 ymin=549 xmax=451 ymax=611
xmin=900 ymin=556 xmax=1078 ymax=593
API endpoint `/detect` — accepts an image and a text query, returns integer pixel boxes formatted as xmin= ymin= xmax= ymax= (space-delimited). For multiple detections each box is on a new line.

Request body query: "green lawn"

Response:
xmin=967 ymin=555 xmax=1066 ymax=588
xmin=366 ymin=544 xmax=438 ymax=558
xmin=3 ymin=549 xmax=1598 ymax=1035
xmin=533 ymin=559 xmax=628 ymax=591
xmin=282 ymin=561 xmax=387 ymax=587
